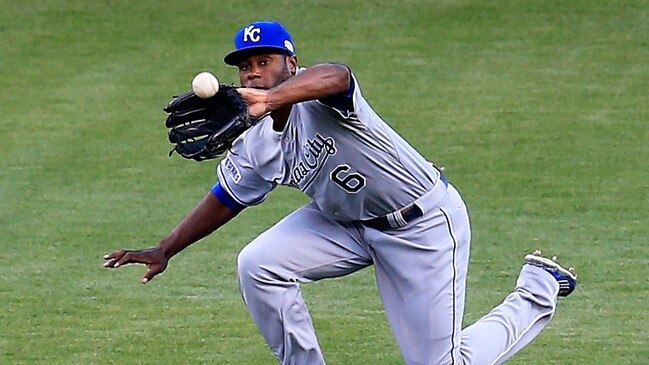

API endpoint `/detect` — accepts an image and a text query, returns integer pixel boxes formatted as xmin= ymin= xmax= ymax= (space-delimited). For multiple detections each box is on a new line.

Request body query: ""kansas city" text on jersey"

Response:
xmin=289 ymin=133 xmax=337 ymax=188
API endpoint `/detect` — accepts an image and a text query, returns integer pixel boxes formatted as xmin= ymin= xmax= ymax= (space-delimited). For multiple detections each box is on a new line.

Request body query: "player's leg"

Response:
xmin=365 ymin=183 xmax=572 ymax=365
xmin=362 ymin=183 xmax=472 ymax=364
xmin=458 ymin=252 xmax=576 ymax=365
xmin=237 ymin=202 xmax=372 ymax=365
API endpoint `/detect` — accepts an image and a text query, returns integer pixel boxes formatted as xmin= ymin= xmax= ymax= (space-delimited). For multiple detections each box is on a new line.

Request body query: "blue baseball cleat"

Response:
xmin=525 ymin=250 xmax=577 ymax=297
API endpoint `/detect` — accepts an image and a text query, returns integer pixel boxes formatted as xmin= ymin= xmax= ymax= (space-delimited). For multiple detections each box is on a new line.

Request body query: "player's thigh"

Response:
xmin=238 ymin=202 xmax=372 ymax=282
xmin=364 ymin=186 xmax=471 ymax=363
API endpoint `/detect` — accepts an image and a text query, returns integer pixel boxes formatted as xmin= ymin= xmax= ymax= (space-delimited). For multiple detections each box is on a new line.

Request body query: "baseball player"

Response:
xmin=104 ymin=21 xmax=577 ymax=364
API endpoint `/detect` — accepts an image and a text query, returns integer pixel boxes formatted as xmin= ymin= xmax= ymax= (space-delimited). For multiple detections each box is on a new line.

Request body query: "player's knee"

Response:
xmin=237 ymin=245 xmax=259 ymax=280
xmin=237 ymin=243 xmax=275 ymax=284
xmin=238 ymin=242 xmax=294 ymax=290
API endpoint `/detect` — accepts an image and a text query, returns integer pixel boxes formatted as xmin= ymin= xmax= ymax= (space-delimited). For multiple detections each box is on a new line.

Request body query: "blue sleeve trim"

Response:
xmin=319 ymin=66 xmax=355 ymax=113
xmin=211 ymin=182 xmax=246 ymax=212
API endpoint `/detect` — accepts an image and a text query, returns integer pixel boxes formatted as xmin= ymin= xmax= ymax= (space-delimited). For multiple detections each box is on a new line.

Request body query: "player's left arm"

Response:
xmin=238 ymin=63 xmax=351 ymax=118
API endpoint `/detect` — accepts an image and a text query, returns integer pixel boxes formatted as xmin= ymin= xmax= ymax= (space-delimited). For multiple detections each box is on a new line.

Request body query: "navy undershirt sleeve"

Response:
xmin=211 ymin=182 xmax=246 ymax=212
xmin=319 ymin=67 xmax=355 ymax=113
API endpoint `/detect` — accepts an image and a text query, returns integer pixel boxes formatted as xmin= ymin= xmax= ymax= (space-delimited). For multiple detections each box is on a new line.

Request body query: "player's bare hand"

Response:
xmin=103 ymin=246 xmax=168 ymax=284
xmin=237 ymin=87 xmax=271 ymax=118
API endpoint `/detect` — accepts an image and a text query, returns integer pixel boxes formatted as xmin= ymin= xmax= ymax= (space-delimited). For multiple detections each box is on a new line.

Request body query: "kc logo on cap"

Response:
xmin=243 ymin=25 xmax=261 ymax=43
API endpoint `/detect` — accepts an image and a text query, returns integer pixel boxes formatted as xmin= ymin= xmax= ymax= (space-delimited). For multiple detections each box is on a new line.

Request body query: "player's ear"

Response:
xmin=287 ymin=56 xmax=298 ymax=75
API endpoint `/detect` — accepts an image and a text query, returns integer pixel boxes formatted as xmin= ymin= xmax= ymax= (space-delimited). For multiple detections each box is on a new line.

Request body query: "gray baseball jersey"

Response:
xmin=215 ymin=67 xmax=562 ymax=365
xmin=216 ymin=69 xmax=444 ymax=222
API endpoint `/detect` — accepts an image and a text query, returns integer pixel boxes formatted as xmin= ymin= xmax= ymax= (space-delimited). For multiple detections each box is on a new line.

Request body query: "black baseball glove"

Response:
xmin=164 ymin=86 xmax=251 ymax=161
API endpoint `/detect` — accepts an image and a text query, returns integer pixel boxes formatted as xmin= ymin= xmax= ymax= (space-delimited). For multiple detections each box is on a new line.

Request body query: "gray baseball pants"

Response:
xmin=237 ymin=184 xmax=560 ymax=364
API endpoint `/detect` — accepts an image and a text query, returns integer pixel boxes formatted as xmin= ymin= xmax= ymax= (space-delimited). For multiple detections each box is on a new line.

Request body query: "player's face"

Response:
xmin=237 ymin=53 xmax=296 ymax=89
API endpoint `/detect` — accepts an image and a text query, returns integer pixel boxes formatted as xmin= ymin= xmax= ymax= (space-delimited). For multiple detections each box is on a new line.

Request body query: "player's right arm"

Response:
xmin=237 ymin=63 xmax=351 ymax=120
xmin=102 ymin=192 xmax=239 ymax=284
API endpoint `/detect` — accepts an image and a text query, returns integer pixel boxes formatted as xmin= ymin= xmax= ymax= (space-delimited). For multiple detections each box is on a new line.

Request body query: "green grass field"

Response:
xmin=2 ymin=0 xmax=648 ymax=364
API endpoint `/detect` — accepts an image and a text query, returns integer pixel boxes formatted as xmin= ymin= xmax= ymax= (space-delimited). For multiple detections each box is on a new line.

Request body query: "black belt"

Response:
xmin=362 ymin=175 xmax=448 ymax=231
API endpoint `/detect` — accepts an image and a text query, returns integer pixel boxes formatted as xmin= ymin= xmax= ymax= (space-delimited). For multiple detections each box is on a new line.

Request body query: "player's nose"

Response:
xmin=246 ymin=65 xmax=262 ymax=79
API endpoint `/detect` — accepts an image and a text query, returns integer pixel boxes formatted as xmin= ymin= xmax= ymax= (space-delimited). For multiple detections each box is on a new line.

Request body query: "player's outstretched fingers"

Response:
xmin=113 ymin=251 xmax=139 ymax=268
xmin=103 ymin=249 xmax=127 ymax=268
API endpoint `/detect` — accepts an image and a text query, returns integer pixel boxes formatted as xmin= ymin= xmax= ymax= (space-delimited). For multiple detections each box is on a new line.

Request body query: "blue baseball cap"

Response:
xmin=224 ymin=21 xmax=296 ymax=66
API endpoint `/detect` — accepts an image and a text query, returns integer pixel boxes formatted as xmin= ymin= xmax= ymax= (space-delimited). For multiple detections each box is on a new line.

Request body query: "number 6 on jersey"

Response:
xmin=330 ymin=164 xmax=366 ymax=193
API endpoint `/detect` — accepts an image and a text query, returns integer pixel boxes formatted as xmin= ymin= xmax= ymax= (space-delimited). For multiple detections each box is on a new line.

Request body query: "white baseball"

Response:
xmin=191 ymin=71 xmax=220 ymax=99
